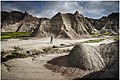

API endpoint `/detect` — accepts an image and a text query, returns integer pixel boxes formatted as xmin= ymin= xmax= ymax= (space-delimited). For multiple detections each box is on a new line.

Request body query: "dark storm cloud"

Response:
xmin=1 ymin=1 xmax=119 ymax=19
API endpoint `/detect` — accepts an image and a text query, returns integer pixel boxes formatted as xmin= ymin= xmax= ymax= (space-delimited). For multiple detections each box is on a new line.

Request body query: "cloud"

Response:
xmin=34 ymin=1 xmax=86 ymax=18
xmin=1 ymin=1 xmax=119 ymax=19
xmin=2 ymin=2 xmax=20 ymax=11
xmin=83 ymin=1 xmax=119 ymax=18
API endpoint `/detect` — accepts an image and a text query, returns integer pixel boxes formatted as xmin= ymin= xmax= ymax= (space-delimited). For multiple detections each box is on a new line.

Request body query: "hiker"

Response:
xmin=50 ymin=36 xmax=53 ymax=43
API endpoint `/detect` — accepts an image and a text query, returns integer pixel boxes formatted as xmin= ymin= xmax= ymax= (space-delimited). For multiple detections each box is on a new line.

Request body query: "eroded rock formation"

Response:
xmin=1 ymin=11 xmax=39 ymax=32
xmin=1 ymin=11 xmax=100 ymax=39
xmin=86 ymin=12 xmax=119 ymax=35
xmin=44 ymin=41 xmax=119 ymax=79
xmin=1 ymin=11 xmax=119 ymax=39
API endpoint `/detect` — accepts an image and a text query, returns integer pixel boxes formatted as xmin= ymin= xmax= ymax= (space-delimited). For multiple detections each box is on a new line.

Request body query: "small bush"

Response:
xmin=1 ymin=36 xmax=12 ymax=39
xmin=60 ymin=44 xmax=66 ymax=46
xmin=2 ymin=51 xmax=27 ymax=62
xmin=13 ymin=46 xmax=23 ymax=51
xmin=98 ymin=34 xmax=104 ymax=37
xmin=42 ymin=47 xmax=52 ymax=53
xmin=113 ymin=36 xmax=119 ymax=41
xmin=91 ymin=33 xmax=97 ymax=37
xmin=52 ymin=45 xmax=59 ymax=48
xmin=1 ymin=47 xmax=27 ymax=62
xmin=1 ymin=50 xmax=7 ymax=56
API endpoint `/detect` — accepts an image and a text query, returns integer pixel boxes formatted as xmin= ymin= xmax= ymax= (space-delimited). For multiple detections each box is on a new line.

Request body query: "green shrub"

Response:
xmin=103 ymin=32 xmax=110 ymax=35
xmin=1 ymin=32 xmax=30 ymax=40
xmin=91 ymin=33 xmax=97 ymax=37
xmin=1 ymin=36 xmax=12 ymax=39
xmin=98 ymin=34 xmax=104 ymax=36
xmin=113 ymin=36 xmax=119 ymax=41
xmin=82 ymin=39 xmax=104 ymax=43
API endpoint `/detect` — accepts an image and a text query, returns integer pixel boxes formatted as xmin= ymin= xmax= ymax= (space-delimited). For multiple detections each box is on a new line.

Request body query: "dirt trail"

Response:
xmin=1 ymin=36 xmax=114 ymax=51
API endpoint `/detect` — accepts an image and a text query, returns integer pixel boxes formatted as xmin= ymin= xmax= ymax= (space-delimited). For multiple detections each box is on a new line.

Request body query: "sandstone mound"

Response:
xmin=44 ymin=42 xmax=119 ymax=79
xmin=68 ymin=44 xmax=105 ymax=70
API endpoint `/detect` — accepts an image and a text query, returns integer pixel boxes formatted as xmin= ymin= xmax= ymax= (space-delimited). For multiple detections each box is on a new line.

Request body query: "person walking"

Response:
xmin=50 ymin=36 xmax=53 ymax=43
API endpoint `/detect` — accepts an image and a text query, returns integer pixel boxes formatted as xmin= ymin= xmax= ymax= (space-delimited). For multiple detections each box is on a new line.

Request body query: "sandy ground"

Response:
xmin=1 ymin=53 xmax=68 ymax=80
xmin=1 ymin=36 xmax=114 ymax=51
xmin=1 ymin=36 xmax=115 ymax=80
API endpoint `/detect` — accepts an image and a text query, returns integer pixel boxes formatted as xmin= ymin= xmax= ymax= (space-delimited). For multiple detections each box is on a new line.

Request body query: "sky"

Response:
xmin=1 ymin=1 xmax=119 ymax=19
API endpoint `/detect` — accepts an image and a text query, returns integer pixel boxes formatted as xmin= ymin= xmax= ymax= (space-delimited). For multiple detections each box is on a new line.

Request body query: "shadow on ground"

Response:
xmin=44 ymin=55 xmax=92 ymax=79
xmin=44 ymin=55 xmax=119 ymax=80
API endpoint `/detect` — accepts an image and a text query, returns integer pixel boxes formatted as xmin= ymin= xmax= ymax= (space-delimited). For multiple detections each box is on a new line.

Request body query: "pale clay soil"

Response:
xmin=1 ymin=36 xmax=114 ymax=80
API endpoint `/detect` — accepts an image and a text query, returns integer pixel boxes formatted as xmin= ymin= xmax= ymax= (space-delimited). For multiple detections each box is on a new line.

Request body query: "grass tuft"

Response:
xmin=103 ymin=32 xmax=110 ymax=35
xmin=82 ymin=39 xmax=105 ymax=43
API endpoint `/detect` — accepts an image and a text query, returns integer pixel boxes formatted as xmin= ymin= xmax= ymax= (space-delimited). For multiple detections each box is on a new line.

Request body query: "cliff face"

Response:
xmin=86 ymin=12 xmax=119 ymax=35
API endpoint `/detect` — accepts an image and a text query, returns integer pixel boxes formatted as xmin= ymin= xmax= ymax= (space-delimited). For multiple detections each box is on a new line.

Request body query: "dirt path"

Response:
xmin=1 ymin=36 xmax=114 ymax=51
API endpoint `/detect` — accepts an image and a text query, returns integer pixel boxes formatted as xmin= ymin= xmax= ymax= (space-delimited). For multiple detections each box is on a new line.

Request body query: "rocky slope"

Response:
xmin=86 ymin=12 xmax=119 ymax=35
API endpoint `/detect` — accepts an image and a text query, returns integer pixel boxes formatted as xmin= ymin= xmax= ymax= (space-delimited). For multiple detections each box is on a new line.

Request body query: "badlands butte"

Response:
xmin=1 ymin=11 xmax=119 ymax=80
xmin=1 ymin=11 xmax=119 ymax=38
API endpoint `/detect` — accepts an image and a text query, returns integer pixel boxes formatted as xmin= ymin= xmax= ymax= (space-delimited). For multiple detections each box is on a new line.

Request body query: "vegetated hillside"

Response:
xmin=1 ymin=11 xmax=119 ymax=39
xmin=86 ymin=12 xmax=119 ymax=35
